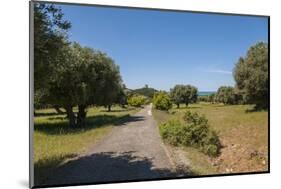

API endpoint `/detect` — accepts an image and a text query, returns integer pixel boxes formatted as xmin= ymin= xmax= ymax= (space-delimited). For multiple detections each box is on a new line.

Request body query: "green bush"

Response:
xmin=198 ymin=96 xmax=208 ymax=102
xmin=159 ymin=111 xmax=221 ymax=157
xmin=127 ymin=95 xmax=146 ymax=107
xmin=153 ymin=92 xmax=172 ymax=111
xmin=159 ymin=119 xmax=183 ymax=145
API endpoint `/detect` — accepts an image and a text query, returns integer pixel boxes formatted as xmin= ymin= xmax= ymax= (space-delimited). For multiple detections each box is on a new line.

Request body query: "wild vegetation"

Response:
xmin=153 ymin=91 xmax=173 ymax=111
xmin=153 ymin=42 xmax=268 ymax=174
xmin=153 ymin=103 xmax=268 ymax=174
xmin=159 ymin=111 xmax=221 ymax=156
xmin=127 ymin=94 xmax=147 ymax=107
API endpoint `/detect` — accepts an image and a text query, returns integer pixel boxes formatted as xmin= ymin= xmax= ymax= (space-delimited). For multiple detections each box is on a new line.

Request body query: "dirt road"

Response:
xmin=44 ymin=104 xmax=189 ymax=186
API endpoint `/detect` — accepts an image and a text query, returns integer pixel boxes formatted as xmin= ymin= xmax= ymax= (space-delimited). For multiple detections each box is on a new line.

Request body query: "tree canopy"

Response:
xmin=170 ymin=85 xmax=198 ymax=108
xmin=34 ymin=4 xmax=124 ymax=127
xmin=233 ymin=42 xmax=268 ymax=109
xmin=153 ymin=91 xmax=172 ymax=111
xmin=215 ymin=86 xmax=236 ymax=105
xmin=34 ymin=3 xmax=71 ymax=91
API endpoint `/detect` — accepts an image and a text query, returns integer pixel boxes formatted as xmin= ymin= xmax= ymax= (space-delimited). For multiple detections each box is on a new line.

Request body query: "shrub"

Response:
xmin=159 ymin=119 xmax=184 ymax=146
xmin=153 ymin=92 xmax=173 ymax=111
xmin=127 ymin=95 xmax=146 ymax=107
xmin=198 ymin=96 xmax=208 ymax=102
xmin=159 ymin=111 xmax=221 ymax=157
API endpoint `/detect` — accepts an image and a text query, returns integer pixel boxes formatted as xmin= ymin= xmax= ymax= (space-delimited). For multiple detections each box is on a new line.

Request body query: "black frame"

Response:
xmin=29 ymin=0 xmax=270 ymax=188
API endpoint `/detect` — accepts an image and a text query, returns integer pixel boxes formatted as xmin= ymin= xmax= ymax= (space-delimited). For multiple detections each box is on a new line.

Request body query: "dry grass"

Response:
xmin=153 ymin=103 xmax=268 ymax=175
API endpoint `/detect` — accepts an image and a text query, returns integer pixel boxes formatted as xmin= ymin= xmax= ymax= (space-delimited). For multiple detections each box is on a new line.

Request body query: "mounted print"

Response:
xmin=29 ymin=0 xmax=269 ymax=188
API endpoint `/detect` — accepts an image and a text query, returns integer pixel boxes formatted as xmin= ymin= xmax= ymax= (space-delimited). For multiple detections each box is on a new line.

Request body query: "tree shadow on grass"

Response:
xmin=186 ymin=106 xmax=201 ymax=109
xmin=34 ymin=153 xmax=77 ymax=186
xmin=175 ymin=106 xmax=201 ymax=110
xmin=245 ymin=106 xmax=268 ymax=113
xmin=36 ymin=151 xmax=193 ymax=187
xmin=34 ymin=114 xmax=145 ymax=135
xmin=35 ymin=112 xmax=66 ymax=117
xmin=99 ymin=107 xmax=136 ymax=113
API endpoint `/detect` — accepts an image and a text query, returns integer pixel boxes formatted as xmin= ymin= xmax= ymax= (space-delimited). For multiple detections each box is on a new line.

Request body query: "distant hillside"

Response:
xmin=131 ymin=86 xmax=158 ymax=98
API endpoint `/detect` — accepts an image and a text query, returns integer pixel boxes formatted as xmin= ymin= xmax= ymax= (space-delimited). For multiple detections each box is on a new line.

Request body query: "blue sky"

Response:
xmin=57 ymin=4 xmax=268 ymax=91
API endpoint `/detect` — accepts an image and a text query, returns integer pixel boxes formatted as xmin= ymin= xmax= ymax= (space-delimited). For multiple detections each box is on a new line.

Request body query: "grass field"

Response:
xmin=153 ymin=103 xmax=268 ymax=175
xmin=33 ymin=105 xmax=139 ymax=185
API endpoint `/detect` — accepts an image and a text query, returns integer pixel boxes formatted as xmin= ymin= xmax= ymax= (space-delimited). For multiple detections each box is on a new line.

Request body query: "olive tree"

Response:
xmin=233 ymin=42 xmax=268 ymax=109
xmin=93 ymin=53 xmax=123 ymax=112
xmin=215 ymin=86 xmax=236 ymax=105
xmin=47 ymin=43 xmax=123 ymax=127
xmin=170 ymin=85 xmax=198 ymax=108
xmin=34 ymin=3 xmax=71 ymax=91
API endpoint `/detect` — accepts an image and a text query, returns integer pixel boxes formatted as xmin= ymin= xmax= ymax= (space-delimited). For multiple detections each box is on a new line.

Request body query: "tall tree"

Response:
xmin=46 ymin=43 xmax=123 ymax=126
xmin=233 ymin=42 xmax=268 ymax=109
xmin=34 ymin=3 xmax=71 ymax=91
xmin=34 ymin=3 xmax=125 ymax=126
xmin=94 ymin=53 xmax=123 ymax=112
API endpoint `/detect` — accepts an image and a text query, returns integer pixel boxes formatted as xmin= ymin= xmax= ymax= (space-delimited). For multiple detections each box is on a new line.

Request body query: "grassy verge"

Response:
xmin=153 ymin=103 xmax=268 ymax=175
xmin=34 ymin=105 xmax=139 ymax=185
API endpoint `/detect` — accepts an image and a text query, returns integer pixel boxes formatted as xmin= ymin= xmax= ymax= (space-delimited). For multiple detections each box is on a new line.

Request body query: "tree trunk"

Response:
xmin=108 ymin=105 xmax=111 ymax=112
xmin=54 ymin=105 xmax=64 ymax=114
xmin=77 ymin=105 xmax=87 ymax=127
xmin=65 ymin=106 xmax=76 ymax=127
xmin=186 ymin=102 xmax=189 ymax=107
xmin=177 ymin=104 xmax=180 ymax=109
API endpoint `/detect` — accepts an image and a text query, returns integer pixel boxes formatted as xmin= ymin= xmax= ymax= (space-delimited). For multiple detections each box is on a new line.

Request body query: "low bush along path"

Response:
xmin=44 ymin=104 xmax=190 ymax=186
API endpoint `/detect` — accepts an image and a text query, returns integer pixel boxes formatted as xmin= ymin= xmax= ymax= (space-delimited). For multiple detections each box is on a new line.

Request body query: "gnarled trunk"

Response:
xmin=77 ymin=104 xmax=87 ymax=127
xmin=65 ymin=106 xmax=76 ymax=127
xmin=107 ymin=105 xmax=111 ymax=112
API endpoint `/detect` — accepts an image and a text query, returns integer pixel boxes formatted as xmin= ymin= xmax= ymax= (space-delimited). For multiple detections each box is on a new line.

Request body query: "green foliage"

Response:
xmin=208 ymin=93 xmax=216 ymax=103
xmin=159 ymin=111 xmax=221 ymax=157
xmin=34 ymin=3 xmax=71 ymax=91
xmin=127 ymin=95 xmax=146 ymax=107
xmin=34 ymin=3 xmax=125 ymax=126
xmin=153 ymin=92 xmax=173 ymax=111
xmin=159 ymin=119 xmax=184 ymax=145
xmin=47 ymin=43 xmax=124 ymax=125
xmin=170 ymin=84 xmax=198 ymax=108
xmin=233 ymin=42 xmax=268 ymax=109
xmin=198 ymin=96 xmax=208 ymax=102
xmin=198 ymin=93 xmax=216 ymax=103
xmin=215 ymin=86 xmax=236 ymax=105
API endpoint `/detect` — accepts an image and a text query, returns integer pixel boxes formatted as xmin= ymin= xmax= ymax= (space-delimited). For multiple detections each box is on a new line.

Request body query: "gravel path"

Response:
xmin=43 ymin=104 xmax=189 ymax=186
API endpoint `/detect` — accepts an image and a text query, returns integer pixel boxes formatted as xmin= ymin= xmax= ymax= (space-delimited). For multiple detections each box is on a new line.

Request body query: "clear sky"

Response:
xmin=56 ymin=3 xmax=268 ymax=91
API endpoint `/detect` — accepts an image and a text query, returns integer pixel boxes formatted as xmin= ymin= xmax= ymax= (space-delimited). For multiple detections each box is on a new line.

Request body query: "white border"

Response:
xmin=1 ymin=0 xmax=280 ymax=189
